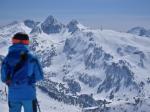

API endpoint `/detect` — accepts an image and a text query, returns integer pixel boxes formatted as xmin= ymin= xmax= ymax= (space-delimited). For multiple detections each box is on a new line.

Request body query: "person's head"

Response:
xmin=12 ymin=32 xmax=29 ymax=45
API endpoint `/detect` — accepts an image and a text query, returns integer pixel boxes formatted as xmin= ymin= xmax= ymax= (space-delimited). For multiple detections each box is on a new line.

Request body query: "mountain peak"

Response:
xmin=67 ymin=20 xmax=80 ymax=33
xmin=6 ymin=21 xmax=19 ymax=26
xmin=127 ymin=26 xmax=150 ymax=37
xmin=67 ymin=19 xmax=86 ymax=33
xmin=69 ymin=20 xmax=79 ymax=25
xmin=24 ymin=19 xmax=39 ymax=29
xmin=43 ymin=15 xmax=58 ymax=25
xmin=128 ymin=26 xmax=146 ymax=32
xmin=41 ymin=15 xmax=64 ymax=34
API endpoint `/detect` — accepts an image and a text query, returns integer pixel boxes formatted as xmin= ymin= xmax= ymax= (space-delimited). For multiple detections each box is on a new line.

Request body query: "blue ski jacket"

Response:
xmin=1 ymin=44 xmax=44 ymax=101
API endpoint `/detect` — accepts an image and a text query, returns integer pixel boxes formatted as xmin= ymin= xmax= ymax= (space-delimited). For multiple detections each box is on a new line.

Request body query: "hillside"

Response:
xmin=0 ymin=15 xmax=150 ymax=112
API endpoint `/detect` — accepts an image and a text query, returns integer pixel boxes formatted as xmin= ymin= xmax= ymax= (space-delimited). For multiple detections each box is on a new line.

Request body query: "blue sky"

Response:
xmin=0 ymin=0 xmax=150 ymax=31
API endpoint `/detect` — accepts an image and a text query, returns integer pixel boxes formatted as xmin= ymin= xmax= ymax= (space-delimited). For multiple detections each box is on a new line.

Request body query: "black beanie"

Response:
xmin=12 ymin=32 xmax=29 ymax=45
xmin=13 ymin=32 xmax=29 ymax=40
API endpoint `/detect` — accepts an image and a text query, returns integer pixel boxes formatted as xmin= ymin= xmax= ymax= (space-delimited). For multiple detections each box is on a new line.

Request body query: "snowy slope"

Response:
xmin=0 ymin=86 xmax=81 ymax=112
xmin=1 ymin=15 xmax=150 ymax=112
xmin=37 ymin=88 xmax=81 ymax=112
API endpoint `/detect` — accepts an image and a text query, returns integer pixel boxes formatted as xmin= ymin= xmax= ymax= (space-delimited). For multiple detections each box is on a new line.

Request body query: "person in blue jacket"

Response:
xmin=1 ymin=32 xmax=44 ymax=112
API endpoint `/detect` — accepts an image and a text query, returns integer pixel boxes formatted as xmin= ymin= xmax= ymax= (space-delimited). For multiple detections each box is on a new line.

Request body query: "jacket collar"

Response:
xmin=9 ymin=44 xmax=29 ymax=53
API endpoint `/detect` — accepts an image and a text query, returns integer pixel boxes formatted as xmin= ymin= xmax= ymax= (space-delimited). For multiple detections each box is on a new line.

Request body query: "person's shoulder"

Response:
xmin=27 ymin=53 xmax=39 ymax=63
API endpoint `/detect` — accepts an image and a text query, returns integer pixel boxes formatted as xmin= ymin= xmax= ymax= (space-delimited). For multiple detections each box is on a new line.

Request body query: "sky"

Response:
xmin=0 ymin=0 xmax=150 ymax=31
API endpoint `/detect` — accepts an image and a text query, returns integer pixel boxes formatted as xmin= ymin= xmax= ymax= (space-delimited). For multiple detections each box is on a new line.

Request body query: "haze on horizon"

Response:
xmin=0 ymin=0 xmax=150 ymax=31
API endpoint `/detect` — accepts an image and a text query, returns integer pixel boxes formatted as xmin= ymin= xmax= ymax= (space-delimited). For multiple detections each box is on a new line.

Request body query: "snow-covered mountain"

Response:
xmin=127 ymin=27 xmax=150 ymax=37
xmin=1 ymin=15 xmax=150 ymax=112
xmin=24 ymin=19 xmax=40 ymax=29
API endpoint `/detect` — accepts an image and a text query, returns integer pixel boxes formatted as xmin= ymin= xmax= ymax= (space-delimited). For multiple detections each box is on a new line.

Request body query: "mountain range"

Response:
xmin=127 ymin=27 xmax=150 ymax=37
xmin=0 ymin=15 xmax=150 ymax=112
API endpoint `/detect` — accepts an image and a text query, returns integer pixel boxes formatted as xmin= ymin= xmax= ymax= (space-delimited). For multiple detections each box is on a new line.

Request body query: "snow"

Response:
xmin=1 ymin=17 xmax=150 ymax=111
xmin=0 ymin=100 xmax=8 ymax=112
xmin=0 ymin=84 xmax=82 ymax=112
xmin=37 ymin=88 xmax=81 ymax=112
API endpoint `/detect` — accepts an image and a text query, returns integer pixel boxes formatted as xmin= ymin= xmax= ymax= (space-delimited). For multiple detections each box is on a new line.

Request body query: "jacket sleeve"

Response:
xmin=33 ymin=58 xmax=44 ymax=82
xmin=1 ymin=59 xmax=10 ymax=83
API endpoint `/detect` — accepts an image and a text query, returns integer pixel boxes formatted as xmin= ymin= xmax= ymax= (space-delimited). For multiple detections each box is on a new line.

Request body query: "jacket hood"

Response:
xmin=6 ymin=44 xmax=29 ymax=66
